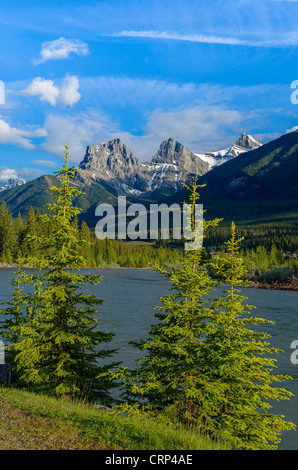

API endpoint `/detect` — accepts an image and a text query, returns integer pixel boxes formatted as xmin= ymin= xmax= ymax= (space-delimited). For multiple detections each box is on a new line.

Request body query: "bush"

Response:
xmin=257 ymin=265 xmax=297 ymax=283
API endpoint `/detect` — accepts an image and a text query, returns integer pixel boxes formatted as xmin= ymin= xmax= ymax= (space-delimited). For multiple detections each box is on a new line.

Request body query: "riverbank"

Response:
xmin=0 ymin=263 xmax=21 ymax=268
xmin=0 ymin=263 xmax=35 ymax=269
xmin=1 ymin=263 xmax=298 ymax=291
xmin=250 ymin=276 xmax=298 ymax=291
xmin=0 ymin=387 xmax=226 ymax=451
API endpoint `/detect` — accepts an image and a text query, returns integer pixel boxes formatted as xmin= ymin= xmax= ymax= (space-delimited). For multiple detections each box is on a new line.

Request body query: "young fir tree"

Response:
xmin=206 ymin=222 xmax=295 ymax=449
xmin=112 ymin=178 xmax=222 ymax=427
xmin=13 ymin=143 xmax=118 ymax=401
xmin=0 ymin=265 xmax=33 ymax=379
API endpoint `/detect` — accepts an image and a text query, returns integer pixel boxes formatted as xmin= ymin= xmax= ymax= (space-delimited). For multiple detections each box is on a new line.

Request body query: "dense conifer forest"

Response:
xmin=0 ymin=200 xmax=297 ymax=284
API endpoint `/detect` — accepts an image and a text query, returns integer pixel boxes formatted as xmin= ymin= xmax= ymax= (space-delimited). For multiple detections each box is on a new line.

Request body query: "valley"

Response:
xmin=0 ymin=129 xmax=297 ymax=286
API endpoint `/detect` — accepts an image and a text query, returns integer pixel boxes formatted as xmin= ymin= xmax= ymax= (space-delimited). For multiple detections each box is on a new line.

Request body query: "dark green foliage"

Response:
xmin=0 ymin=201 xmax=16 ymax=262
xmin=7 ymin=144 xmax=118 ymax=401
xmin=0 ymin=266 xmax=32 ymax=381
xmin=205 ymin=223 xmax=295 ymax=449
xmin=0 ymin=199 xmax=296 ymax=279
xmin=112 ymin=179 xmax=222 ymax=424
xmin=111 ymin=182 xmax=295 ymax=449
xmin=0 ymin=204 xmax=182 ymax=270
xmin=199 ymin=130 xmax=298 ymax=201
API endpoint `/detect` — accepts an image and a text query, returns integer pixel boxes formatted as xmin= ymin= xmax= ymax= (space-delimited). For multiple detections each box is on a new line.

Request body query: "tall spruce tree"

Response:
xmin=13 ymin=143 xmax=118 ymax=401
xmin=204 ymin=222 xmax=295 ymax=449
xmin=112 ymin=182 xmax=295 ymax=449
xmin=112 ymin=178 xmax=222 ymax=426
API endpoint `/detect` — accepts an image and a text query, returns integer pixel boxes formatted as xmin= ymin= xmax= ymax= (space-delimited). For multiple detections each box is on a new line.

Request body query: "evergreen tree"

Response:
xmin=15 ymin=212 xmax=24 ymax=242
xmin=22 ymin=206 xmax=39 ymax=258
xmin=0 ymin=265 xmax=32 ymax=367
xmin=13 ymin=143 xmax=118 ymax=401
xmin=112 ymin=178 xmax=222 ymax=426
xmin=206 ymin=222 xmax=295 ymax=449
xmin=80 ymin=220 xmax=93 ymax=264
xmin=0 ymin=201 xmax=16 ymax=262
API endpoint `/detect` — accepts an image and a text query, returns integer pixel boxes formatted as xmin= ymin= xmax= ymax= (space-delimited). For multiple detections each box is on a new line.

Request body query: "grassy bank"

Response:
xmin=0 ymin=387 xmax=227 ymax=450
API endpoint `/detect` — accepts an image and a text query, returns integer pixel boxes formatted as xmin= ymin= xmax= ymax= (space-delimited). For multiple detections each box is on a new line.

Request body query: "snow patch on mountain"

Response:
xmin=195 ymin=134 xmax=262 ymax=170
xmin=0 ymin=178 xmax=26 ymax=192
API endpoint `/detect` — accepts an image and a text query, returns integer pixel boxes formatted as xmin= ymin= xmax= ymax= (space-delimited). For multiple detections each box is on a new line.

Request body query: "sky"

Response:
xmin=1 ymin=0 xmax=298 ymax=183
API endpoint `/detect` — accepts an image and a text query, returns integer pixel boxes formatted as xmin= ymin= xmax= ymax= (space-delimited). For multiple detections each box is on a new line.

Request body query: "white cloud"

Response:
xmin=122 ymin=105 xmax=245 ymax=159
xmin=146 ymin=106 xmax=242 ymax=142
xmin=36 ymin=37 xmax=89 ymax=64
xmin=24 ymin=77 xmax=59 ymax=106
xmin=0 ymin=166 xmax=43 ymax=184
xmin=23 ymin=76 xmax=81 ymax=107
xmin=58 ymin=76 xmax=81 ymax=106
xmin=0 ymin=119 xmax=36 ymax=149
xmin=0 ymin=167 xmax=18 ymax=182
xmin=38 ymin=102 xmax=251 ymax=163
xmin=112 ymin=30 xmax=298 ymax=48
xmin=3 ymin=76 xmax=284 ymax=165
xmin=41 ymin=111 xmax=117 ymax=162
xmin=30 ymin=160 xmax=58 ymax=167
xmin=17 ymin=168 xmax=45 ymax=181
xmin=20 ymin=127 xmax=48 ymax=138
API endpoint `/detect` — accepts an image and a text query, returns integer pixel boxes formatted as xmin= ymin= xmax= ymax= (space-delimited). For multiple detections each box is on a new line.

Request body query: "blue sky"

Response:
xmin=1 ymin=0 xmax=298 ymax=182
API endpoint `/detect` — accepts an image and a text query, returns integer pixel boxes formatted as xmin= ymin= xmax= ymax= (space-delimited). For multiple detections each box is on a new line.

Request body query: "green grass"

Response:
xmin=0 ymin=387 xmax=227 ymax=450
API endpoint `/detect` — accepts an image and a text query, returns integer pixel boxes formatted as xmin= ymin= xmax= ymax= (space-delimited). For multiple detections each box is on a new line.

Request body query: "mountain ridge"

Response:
xmin=72 ymin=133 xmax=260 ymax=199
xmin=73 ymin=137 xmax=210 ymax=197
xmin=1 ymin=131 xmax=295 ymax=228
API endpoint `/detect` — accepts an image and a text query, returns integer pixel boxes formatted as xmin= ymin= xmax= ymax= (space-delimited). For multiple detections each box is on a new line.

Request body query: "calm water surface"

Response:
xmin=0 ymin=267 xmax=297 ymax=450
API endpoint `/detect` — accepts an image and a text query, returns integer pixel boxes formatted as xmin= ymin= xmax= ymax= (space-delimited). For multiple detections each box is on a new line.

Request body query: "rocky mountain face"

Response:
xmin=73 ymin=134 xmax=260 ymax=198
xmin=75 ymin=139 xmax=147 ymax=195
xmin=0 ymin=178 xmax=26 ymax=192
xmin=148 ymin=138 xmax=209 ymax=192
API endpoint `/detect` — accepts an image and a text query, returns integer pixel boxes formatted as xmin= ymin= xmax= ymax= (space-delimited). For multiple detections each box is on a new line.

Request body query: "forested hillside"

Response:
xmin=0 ymin=201 xmax=297 ymax=285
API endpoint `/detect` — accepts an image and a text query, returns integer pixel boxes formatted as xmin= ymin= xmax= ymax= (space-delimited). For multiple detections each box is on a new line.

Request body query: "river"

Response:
xmin=0 ymin=267 xmax=297 ymax=450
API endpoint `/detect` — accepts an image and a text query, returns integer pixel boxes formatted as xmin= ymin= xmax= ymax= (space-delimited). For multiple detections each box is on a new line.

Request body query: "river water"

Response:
xmin=0 ymin=267 xmax=297 ymax=450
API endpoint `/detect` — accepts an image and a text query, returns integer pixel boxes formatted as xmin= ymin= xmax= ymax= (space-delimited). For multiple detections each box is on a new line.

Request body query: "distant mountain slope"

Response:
xmin=200 ymin=129 xmax=298 ymax=200
xmin=0 ymin=174 xmax=119 ymax=225
xmin=163 ymin=130 xmax=298 ymax=222
xmin=0 ymin=175 xmax=59 ymax=218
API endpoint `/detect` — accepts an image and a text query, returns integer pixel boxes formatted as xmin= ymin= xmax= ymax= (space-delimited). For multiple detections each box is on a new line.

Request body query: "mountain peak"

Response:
xmin=234 ymin=133 xmax=262 ymax=151
xmin=0 ymin=177 xmax=26 ymax=192
xmin=152 ymin=137 xmax=204 ymax=164
xmin=79 ymin=138 xmax=140 ymax=172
